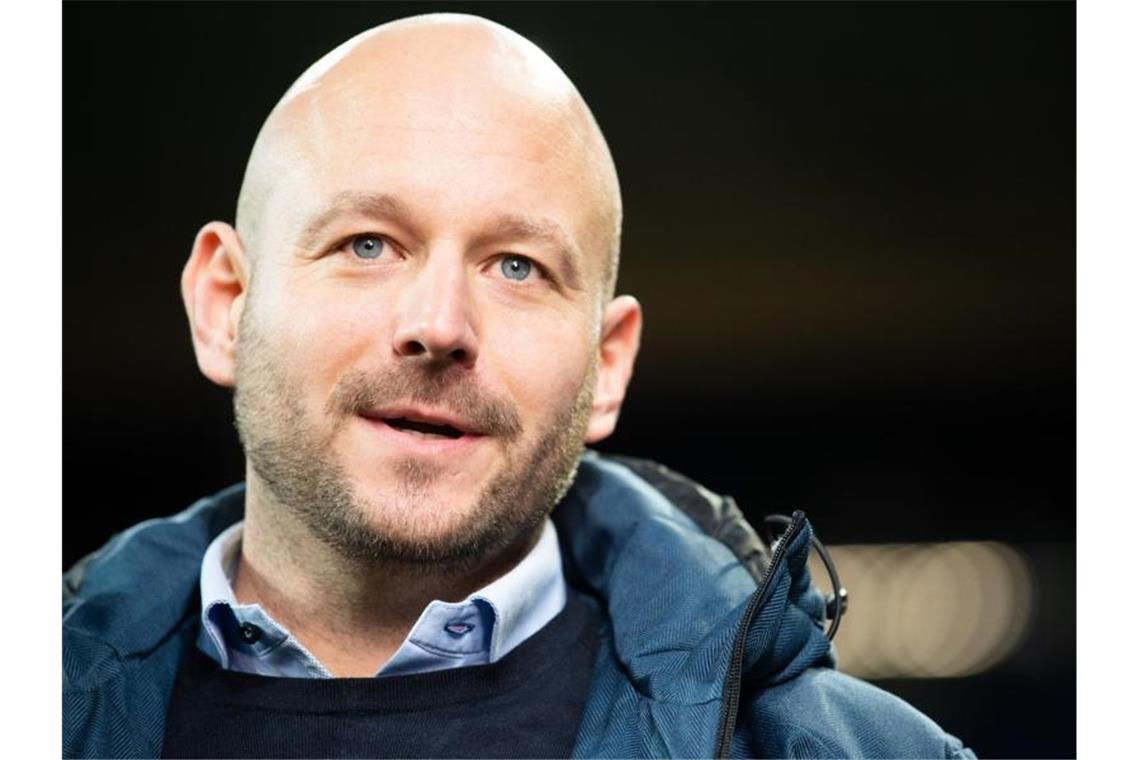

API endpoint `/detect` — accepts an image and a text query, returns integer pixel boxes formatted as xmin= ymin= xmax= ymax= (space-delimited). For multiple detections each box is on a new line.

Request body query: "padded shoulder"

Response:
xmin=604 ymin=454 xmax=770 ymax=582
xmin=737 ymin=668 xmax=976 ymax=759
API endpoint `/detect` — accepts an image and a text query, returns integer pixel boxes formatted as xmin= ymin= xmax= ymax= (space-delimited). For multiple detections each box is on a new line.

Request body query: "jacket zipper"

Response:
xmin=713 ymin=509 xmax=807 ymax=759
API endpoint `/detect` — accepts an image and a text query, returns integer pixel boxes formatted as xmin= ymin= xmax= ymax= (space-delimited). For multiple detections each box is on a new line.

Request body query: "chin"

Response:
xmin=323 ymin=471 xmax=537 ymax=569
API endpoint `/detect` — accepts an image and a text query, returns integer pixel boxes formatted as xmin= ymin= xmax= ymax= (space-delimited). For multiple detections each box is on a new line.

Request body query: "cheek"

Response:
xmin=486 ymin=314 xmax=594 ymax=422
xmin=258 ymin=285 xmax=388 ymax=399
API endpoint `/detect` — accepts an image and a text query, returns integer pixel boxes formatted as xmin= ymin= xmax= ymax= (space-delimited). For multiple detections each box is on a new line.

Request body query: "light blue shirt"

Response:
xmin=196 ymin=518 xmax=567 ymax=678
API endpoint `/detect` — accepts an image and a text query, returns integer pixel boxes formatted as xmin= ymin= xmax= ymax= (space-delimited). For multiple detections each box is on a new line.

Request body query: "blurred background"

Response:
xmin=64 ymin=2 xmax=1074 ymax=756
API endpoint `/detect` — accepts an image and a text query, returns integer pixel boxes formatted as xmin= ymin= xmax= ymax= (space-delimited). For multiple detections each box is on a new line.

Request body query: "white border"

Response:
xmin=1078 ymin=0 xmax=1140 ymax=756
xmin=0 ymin=0 xmax=62 ymax=755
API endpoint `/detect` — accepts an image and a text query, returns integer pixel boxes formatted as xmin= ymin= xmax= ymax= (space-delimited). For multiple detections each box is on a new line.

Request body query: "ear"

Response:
xmin=585 ymin=295 xmax=643 ymax=444
xmin=181 ymin=222 xmax=250 ymax=388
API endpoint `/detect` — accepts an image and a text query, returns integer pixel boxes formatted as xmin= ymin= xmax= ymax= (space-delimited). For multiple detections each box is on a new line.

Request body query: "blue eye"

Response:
xmin=500 ymin=255 xmax=532 ymax=281
xmin=351 ymin=235 xmax=386 ymax=260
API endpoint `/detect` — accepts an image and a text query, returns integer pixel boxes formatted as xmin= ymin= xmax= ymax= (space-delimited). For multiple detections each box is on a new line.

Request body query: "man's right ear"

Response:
xmin=181 ymin=222 xmax=249 ymax=388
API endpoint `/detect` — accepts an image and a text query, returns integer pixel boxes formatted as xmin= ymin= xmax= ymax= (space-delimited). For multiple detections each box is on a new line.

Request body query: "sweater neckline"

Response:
xmin=175 ymin=589 xmax=600 ymax=714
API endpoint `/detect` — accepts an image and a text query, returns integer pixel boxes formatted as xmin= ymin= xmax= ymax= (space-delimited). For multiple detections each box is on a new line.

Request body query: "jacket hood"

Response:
xmin=63 ymin=484 xmax=245 ymax=668
xmin=554 ymin=455 xmax=835 ymax=756
xmin=559 ymin=455 xmax=833 ymax=693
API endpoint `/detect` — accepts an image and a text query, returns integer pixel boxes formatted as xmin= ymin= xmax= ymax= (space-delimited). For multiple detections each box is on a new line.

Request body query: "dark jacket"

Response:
xmin=63 ymin=453 xmax=975 ymax=758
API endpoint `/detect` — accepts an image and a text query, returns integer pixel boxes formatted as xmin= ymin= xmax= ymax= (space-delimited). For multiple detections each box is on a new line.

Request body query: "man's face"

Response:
xmin=229 ymin=54 xmax=612 ymax=568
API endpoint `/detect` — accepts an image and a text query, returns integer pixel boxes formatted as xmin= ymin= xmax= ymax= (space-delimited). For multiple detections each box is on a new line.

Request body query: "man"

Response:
xmin=63 ymin=14 xmax=974 ymax=759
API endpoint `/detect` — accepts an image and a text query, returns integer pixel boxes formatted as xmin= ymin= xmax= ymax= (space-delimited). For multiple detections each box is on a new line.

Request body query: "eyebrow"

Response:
xmin=476 ymin=213 xmax=585 ymax=291
xmin=297 ymin=191 xmax=413 ymax=249
xmin=296 ymin=191 xmax=585 ymax=291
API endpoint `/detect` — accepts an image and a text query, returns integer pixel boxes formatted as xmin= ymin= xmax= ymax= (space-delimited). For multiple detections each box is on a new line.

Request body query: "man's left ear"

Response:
xmin=585 ymin=295 xmax=643 ymax=443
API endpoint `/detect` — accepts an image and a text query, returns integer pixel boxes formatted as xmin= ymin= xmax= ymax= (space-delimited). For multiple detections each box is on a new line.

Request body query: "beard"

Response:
xmin=232 ymin=309 xmax=595 ymax=573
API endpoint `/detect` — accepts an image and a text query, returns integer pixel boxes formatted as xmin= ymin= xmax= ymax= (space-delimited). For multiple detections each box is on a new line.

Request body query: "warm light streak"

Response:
xmin=807 ymin=541 xmax=1035 ymax=679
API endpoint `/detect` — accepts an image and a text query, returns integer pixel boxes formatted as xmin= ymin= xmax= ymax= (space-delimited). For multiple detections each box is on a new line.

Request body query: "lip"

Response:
xmin=357 ymin=405 xmax=487 ymax=457
xmin=361 ymin=404 xmax=482 ymax=435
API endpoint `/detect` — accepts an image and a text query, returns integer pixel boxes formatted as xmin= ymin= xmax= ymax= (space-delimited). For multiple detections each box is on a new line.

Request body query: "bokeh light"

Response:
xmin=809 ymin=541 xmax=1036 ymax=678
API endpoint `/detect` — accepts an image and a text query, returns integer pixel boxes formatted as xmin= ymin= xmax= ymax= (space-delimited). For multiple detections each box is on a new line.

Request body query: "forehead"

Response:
xmin=253 ymin=87 xmax=609 ymax=290
xmin=289 ymin=87 xmax=578 ymax=199
xmin=251 ymin=31 xmax=611 ymax=262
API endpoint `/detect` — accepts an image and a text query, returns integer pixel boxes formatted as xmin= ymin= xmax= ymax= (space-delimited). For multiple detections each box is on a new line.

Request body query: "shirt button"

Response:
xmin=445 ymin=621 xmax=475 ymax=636
xmin=238 ymin=623 xmax=263 ymax=644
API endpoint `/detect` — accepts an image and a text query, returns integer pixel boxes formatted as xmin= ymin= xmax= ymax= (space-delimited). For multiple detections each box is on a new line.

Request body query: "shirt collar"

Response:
xmin=470 ymin=517 xmax=565 ymax=661
xmin=198 ymin=518 xmax=566 ymax=678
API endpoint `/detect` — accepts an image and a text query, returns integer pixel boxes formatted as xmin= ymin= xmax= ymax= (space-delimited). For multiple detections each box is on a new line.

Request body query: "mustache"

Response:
xmin=327 ymin=365 xmax=523 ymax=441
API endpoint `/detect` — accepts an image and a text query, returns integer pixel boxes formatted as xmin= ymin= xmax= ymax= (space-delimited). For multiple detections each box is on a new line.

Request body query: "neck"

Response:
xmin=232 ymin=474 xmax=541 ymax=677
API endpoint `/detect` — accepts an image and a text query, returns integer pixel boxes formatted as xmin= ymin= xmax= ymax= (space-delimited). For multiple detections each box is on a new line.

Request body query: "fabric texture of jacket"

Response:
xmin=63 ymin=452 xmax=975 ymax=758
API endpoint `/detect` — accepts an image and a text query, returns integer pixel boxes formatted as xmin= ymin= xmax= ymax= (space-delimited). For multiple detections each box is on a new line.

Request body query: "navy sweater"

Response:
xmin=161 ymin=591 xmax=599 ymax=758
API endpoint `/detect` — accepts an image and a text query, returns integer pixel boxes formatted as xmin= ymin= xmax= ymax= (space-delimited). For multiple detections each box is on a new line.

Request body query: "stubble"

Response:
xmin=232 ymin=309 xmax=594 ymax=574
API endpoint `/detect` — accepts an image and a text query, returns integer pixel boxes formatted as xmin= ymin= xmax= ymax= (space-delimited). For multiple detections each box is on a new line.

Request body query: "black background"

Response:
xmin=65 ymin=2 xmax=1074 ymax=756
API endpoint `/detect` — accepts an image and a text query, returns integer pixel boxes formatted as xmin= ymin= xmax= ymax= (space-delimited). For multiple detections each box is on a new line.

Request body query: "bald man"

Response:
xmin=63 ymin=14 xmax=974 ymax=759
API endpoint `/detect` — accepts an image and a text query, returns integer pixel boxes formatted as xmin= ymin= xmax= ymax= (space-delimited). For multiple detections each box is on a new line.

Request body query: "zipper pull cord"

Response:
xmin=762 ymin=514 xmax=848 ymax=641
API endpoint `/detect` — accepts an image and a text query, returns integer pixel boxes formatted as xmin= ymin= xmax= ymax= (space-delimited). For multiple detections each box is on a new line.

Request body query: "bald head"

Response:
xmin=235 ymin=14 xmax=622 ymax=299
xmin=183 ymin=14 xmax=643 ymax=554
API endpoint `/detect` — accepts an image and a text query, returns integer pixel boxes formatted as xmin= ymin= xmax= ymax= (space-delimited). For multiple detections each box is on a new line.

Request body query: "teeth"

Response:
xmin=385 ymin=418 xmax=464 ymax=439
xmin=406 ymin=428 xmax=450 ymax=439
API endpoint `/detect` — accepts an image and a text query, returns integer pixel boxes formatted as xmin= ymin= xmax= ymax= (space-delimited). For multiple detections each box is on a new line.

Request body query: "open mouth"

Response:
xmin=381 ymin=417 xmax=466 ymax=440
xmin=359 ymin=405 xmax=482 ymax=446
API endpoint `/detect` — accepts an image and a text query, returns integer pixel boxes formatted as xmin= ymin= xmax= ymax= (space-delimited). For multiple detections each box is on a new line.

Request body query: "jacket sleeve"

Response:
xmin=735 ymin=668 xmax=976 ymax=759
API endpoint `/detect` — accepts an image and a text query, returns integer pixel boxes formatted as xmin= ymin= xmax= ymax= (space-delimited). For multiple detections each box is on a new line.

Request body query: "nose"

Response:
xmin=391 ymin=250 xmax=478 ymax=368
